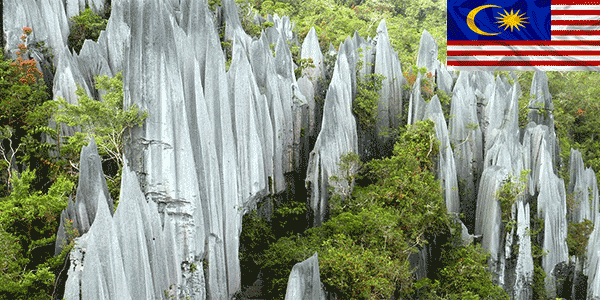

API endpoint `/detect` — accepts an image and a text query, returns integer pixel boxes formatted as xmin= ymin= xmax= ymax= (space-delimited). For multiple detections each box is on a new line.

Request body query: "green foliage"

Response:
xmin=329 ymin=152 xmax=363 ymax=216
xmin=68 ymin=8 xmax=108 ymax=54
xmin=353 ymin=69 xmax=384 ymax=129
xmin=566 ymin=219 xmax=594 ymax=258
xmin=362 ymin=120 xmax=450 ymax=242
xmin=497 ymin=170 xmax=529 ymax=233
xmin=259 ymin=121 xmax=465 ymax=299
xmin=532 ymin=264 xmax=548 ymax=300
xmin=0 ymin=34 xmax=58 ymax=195
xmin=260 ymin=203 xmax=413 ymax=299
xmin=0 ymin=169 xmax=74 ymax=299
xmin=436 ymin=243 xmax=508 ymax=299
xmin=54 ymin=72 xmax=147 ymax=203
xmin=294 ymin=57 xmax=315 ymax=80
xmin=315 ymin=52 xmax=337 ymax=103
xmin=547 ymin=71 xmax=600 ymax=185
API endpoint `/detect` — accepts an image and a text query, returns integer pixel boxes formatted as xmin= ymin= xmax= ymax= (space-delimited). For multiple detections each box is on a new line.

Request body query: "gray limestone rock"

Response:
xmin=284 ymin=253 xmax=326 ymax=300
xmin=449 ymin=71 xmax=484 ymax=231
xmin=476 ymin=166 xmax=508 ymax=268
xmin=77 ymin=39 xmax=113 ymax=99
xmin=113 ymin=163 xmax=155 ymax=298
xmin=374 ymin=20 xmax=404 ymax=136
xmin=586 ymin=217 xmax=600 ymax=299
xmin=63 ymin=233 xmax=88 ymax=300
xmin=415 ymin=29 xmax=453 ymax=94
xmin=536 ymin=139 xmax=569 ymax=296
xmin=528 ymin=71 xmax=555 ymax=130
xmin=306 ymin=42 xmax=359 ymax=226
xmin=76 ymin=137 xmax=113 ymax=227
xmin=424 ymin=95 xmax=460 ymax=213
xmin=512 ymin=201 xmax=534 ymax=300
xmin=568 ymin=149 xmax=600 ymax=224
xmin=301 ymin=27 xmax=325 ymax=86
xmin=484 ymin=75 xmax=519 ymax=152
xmin=407 ymin=72 xmax=427 ymax=125
xmin=80 ymin=191 xmax=132 ymax=300
xmin=55 ymin=137 xmax=112 ymax=255
xmin=522 ymin=124 xmax=554 ymax=196
xmin=102 ymin=0 xmax=131 ymax=74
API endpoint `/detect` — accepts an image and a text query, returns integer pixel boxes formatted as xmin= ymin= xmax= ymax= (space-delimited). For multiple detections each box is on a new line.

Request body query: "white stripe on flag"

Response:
xmin=447 ymin=66 xmax=600 ymax=71
xmin=552 ymin=15 xmax=600 ymax=20
xmin=551 ymin=25 xmax=600 ymax=30
xmin=552 ymin=36 xmax=600 ymax=40
xmin=448 ymin=46 xmax=600 ymax=51
xmin=448 ymin=56 xmax=600 ymax=61
xmin=551 ymin=5 xmax=600 ymax=10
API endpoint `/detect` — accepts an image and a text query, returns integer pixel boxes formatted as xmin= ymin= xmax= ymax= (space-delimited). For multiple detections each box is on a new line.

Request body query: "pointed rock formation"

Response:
xmin=284 ymin=253 xmax=326 ymax=300
xmin=306 ymin=41 xmax=358 ymax=226
xmin=374 ymin=20 xmax=404 ymax=140
xmin=424 ymin=95 xmax=460 ymax=213
xmin=55 ymin=137 xmax=112 ymax=255
xmin=449 ymin=71 xmax=484 ymax=231
xmin=568 ymin=149 xmax=600 ymax=224
xmin=416 ymin=29 xmax=453 ymax=94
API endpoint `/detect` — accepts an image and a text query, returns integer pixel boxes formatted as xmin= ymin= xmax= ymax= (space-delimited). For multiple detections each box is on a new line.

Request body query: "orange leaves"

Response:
xmin=10 ymin=27 xmax=43 ymax=85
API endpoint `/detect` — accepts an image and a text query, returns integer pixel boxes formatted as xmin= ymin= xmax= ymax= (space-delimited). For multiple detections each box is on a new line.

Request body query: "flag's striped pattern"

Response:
xmin=447 ymin=0 xmax=600 ymax=71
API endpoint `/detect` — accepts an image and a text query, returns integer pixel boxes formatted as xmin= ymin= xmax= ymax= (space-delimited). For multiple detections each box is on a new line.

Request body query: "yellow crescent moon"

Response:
xmin=467 ymin=5 xmax=501 ymax=36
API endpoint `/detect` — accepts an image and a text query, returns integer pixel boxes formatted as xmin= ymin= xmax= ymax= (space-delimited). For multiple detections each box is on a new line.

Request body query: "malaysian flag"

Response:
xmin=447 ymin=0 xmax=600 ymax=71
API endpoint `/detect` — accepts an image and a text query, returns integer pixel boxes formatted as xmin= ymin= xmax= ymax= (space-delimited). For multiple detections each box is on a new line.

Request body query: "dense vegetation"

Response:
xmin=68 ymin=7 xmax=109 ymax=54
xmin=251 ymin=120 xmax=508 ymax=299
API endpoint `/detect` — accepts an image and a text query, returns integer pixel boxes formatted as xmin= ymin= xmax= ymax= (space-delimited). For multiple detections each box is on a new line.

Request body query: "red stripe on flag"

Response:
xmin=551 ymin=10 xmax=600 ymax=15
xmin=552 ymin=30 xmax=600 ymax=35
xmin=447 ymin=40 xmax=600 ymax=46
xmin=447 ymin=50 xmax=600 ymax=56
xmin=552 ymin=20 xmax=600 ymax=25
xmin=447 ymin=61 xmax=600 ymax=66
xmin=551 ymin=0 xmax=600 ymax=4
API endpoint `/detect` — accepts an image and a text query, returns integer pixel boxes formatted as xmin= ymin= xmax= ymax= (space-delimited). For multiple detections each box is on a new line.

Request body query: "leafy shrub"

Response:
xmin=54 ymin=72 xmax=147 ymax=205
xmin=0 ymin=169 xmax=74 ymax=299
xmin=436 ymin=243 xmax=509 ymax=299
xmin=68 ymin=8 xmax=108 ymax=54
xmin=0 ymin=28 xmax=57 ymax=196
xmin=259 ymin=121 xmax=456 ymax=299
xmin=566 ymin=219 xmax=594 ymax=258
xmin=353 ymin=70 xmax=384 ymax=129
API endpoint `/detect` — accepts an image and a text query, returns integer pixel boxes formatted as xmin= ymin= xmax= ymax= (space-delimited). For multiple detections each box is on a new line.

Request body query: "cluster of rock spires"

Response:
xmin=4 ymin=0 xmax=600 ymax=298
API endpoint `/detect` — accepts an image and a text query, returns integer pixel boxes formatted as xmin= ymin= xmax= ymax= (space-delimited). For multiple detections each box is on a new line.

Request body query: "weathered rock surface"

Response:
xmin=284 ymin=253 xmax=326 ymax=300
xmin=374 ymin=20 xmax=404 ymax=139
xmin=424 ymin=95 xmax=459 ymax=213
xmin=476 ymin=166 xmax=508 ymax=271
xmin=512 ymin=201 xmax=534 ymax=300
xmin=449 ymin=71 xmax=484 ymax=231
xmin=306 ymin=40 xmax=358 ymax=226
xmin=416 ymin=29 xmax=453 ymax=94
xmin=537 ymin=139 xmax=569 ymax=297
xmin=587 ymin=217 xmax=600 ymax=299
xmin=62 ymin=146 xmax=180 ymax=299
xmin=568 ymin=149 xmax=600 ymax=224
xmin=55 ymin=138 xmax=112 ymax=255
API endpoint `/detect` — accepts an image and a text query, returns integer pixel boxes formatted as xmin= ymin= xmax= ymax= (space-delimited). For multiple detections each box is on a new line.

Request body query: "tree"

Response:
xmin=54 ymin=71 xmax=148 ymax=205
xmin=0 ymin=169 xmax=74 ymax=299
xmin=68 ymin=7 xmax=108 ymax=54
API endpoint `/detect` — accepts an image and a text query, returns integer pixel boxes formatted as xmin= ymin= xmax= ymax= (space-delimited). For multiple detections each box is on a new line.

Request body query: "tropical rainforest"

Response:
xmin=0 ymin=0 xmax=599 ymax=299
